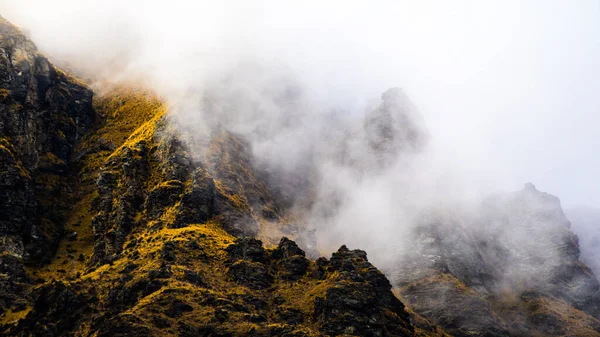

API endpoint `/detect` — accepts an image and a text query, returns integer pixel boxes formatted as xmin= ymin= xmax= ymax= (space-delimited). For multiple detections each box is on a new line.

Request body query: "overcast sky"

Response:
xmin=2 ymin=0 xmax=599 ymax=208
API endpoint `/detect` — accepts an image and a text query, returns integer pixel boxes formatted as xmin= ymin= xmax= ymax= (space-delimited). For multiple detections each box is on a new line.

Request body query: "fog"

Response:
xmin=2 ymin=1 xmax=600 ymax=283
xmin=3 ymin=1 xmax=599 ymax=208
xmin=567 ymin=206 xmax=600 ymax=277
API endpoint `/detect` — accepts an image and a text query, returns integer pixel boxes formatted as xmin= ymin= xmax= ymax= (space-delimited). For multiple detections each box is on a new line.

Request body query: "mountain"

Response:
xmin=0 ymin=17 xmax=425 ymax=336
xmin=392 ymin=183 xmax=600 ymax=337
xmin=1 ymin=16 xmax=600 ymax=337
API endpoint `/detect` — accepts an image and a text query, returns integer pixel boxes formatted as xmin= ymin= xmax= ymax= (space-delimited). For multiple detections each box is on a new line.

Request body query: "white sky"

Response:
xmin=2 ymin=0 xmax=599 ymax=208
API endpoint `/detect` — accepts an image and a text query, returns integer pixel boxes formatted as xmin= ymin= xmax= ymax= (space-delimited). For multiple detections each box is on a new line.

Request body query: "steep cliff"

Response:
xmin=0 ymin=15 xmax=98 ymax=321
xmin=0 ymin=15 xmax=96 ymax=263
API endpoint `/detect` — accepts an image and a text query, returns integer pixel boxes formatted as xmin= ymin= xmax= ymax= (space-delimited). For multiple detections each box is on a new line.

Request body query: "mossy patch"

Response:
xmin=0 ymin=88 xmax=10 ymax=101
xmin=0 ymin=307 xmax=31 ymax=326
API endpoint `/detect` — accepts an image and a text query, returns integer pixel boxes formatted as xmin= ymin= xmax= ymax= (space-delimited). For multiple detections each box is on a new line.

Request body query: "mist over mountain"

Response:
xmin=1 ymin=2 xmax=600 ymax=337
xmin=3 ymin=1 xmax=600 ymax=209
xmin=566 ymin=207 xmax=600 ymax=277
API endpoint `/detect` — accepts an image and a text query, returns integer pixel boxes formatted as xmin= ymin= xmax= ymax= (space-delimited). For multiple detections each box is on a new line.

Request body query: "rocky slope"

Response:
xmin=0 ymin=15 xmax=97 ymax=321
xmin=391 ymin=184 xmax=600 ymax=337
xmin=1 ymin=15 xmax=600 ymax=337
xmin=0 ymin=17 xmax=440 ymax=336
xmin=0 ymin=15 xmax=96 ymax=263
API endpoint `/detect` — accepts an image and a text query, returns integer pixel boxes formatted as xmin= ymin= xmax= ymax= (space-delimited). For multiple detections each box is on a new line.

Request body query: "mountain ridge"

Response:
xmin=1 ymin=16 xmax=599 ymax=337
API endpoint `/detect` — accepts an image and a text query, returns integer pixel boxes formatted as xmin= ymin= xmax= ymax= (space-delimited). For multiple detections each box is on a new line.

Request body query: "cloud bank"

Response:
xmin=2 ymin=1 xmax=600 ymax=277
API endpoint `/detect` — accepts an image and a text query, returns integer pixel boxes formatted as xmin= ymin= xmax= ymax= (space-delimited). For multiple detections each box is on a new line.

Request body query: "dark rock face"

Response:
xmin=227 ymin=260 xmax=273 ymax=290
xmin=273 ymin=237 xmax=306 ymax=259
xmin=107 ymin=274 xmax=164 ymax=312
xmin=221 ymin=238 xmax=415 ymax=336
xmin=93 ymin=314 xmax=152 ymax=337
xmin=276 ymin=255 xmax=309 ymax=281
xmin=225 ymin=237 xmax=267 ymax=264
xmin=0 ymin=16 xmax=97 ymax=263
xmin=10 ymin=280 xmax=96 ymax=336
xmin=0 ymin=140 xmax=36 ymax=259
xmin=145 ymin=180 xmax=185 ymax=218
xmin=226 ymin=237 xmax=310 ymax=285
xmin=174 ymin=169 xmax=216 ymax=226
xmin=315 ymin=246 xmax=414 ymax=337
xmin=225 ymin=237 xmax=311 ymax=282
xmin=225 ymin=238 xmax=273 ymax=289
xmin=0 ymin=254 xmax=32 ymax=318
xmin=92 ymin=143 xmax=150 ymax=264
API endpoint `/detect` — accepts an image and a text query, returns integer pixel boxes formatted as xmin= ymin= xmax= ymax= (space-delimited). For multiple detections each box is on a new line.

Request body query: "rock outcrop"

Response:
xmin=6 ymin=225 xmax=417 ymax=336
xmin=0 ymin=16 xmax=96 ymax=263
xmin=0 ymin=16 xmax=97 ymax=321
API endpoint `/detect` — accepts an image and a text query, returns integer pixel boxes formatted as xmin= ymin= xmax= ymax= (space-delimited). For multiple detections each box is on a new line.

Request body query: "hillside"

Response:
xmin=1 ymin=15 xmax=600 ymax=337
xmin=0 ymin=16 xmax=437 ymax=336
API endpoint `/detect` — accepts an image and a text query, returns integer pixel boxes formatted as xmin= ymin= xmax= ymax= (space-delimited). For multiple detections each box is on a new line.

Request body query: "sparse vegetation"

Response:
xmin=0 ymin=88 xmax=10 ymax=100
